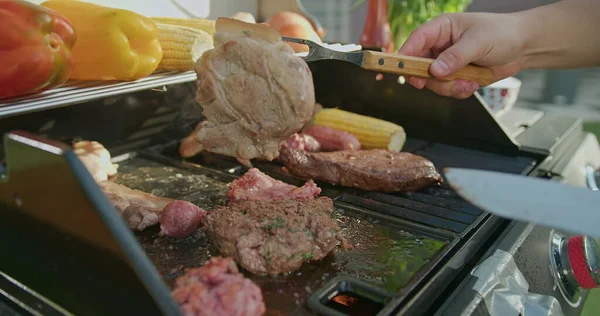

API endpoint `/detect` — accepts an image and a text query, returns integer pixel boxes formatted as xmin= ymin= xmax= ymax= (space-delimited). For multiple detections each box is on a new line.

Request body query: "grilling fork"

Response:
xmin=282 ymin=36 xmax=495 ymax=87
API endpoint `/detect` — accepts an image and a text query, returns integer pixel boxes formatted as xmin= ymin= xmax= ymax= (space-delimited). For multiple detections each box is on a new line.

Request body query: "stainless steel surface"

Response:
xmin=436 ymin=127 xmax=600 ymax=316
xmin=445 ymin=168 xmax=600 ymax=238
xmin=548 ymin=133 xmax=600 ymax=188
xmin=585 ymin=165 xmax=600 ymax=191
xmin=496 ymin=107 xmax=544 ymax=137
xmin=282 ymin=36 xmax=365 ymax=64
xmin=550 ymin=232 xmax=583 ymax=305
xmin=0 ymin=71 xmax=197 ymax=119
xmin=0 ymin=43 xmax=361 ymax=120
xmin=0 ymin=271 xmax=73 ymax=316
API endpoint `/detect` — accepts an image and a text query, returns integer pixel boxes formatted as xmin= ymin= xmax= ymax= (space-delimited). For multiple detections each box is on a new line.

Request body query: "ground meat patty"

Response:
xmin=279 ymin=148 xmax=443 ymax=192
xmin=227 ymin=168 xmax=320 ymax=202
xmin=172 ymin=257 xmax=265 ymax=316
xmin=202 ymin=197 xmax=340 ymax=276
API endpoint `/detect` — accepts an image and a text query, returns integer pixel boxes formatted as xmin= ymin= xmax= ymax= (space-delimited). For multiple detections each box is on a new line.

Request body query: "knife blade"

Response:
xmin=281 ymin=36 xmax=496 ymax=87
xmin=444 ymin=168 xmax=600 ymax=238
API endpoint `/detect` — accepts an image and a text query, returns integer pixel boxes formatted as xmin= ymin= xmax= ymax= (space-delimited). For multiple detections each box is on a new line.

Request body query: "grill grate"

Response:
xmin=136 ymin=138 xmax=538 ymax=314
xmin=154 ymin=139 xmax=537 ymax=236
xmin=0 ymin=71 xmax=197 ymax=119
xmin=110 ymin=150 xmax=459 ymax=316
xmin=415 ymin=143 xmax=537 ymax=176
xmin=337 ymin=194 xmax=471 ymax=234
xmin=341 ymin=142 xmax=536 ymax=235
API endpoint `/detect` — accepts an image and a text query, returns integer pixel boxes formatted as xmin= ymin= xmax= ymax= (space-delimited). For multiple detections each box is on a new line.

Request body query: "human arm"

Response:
xmin=398 ymin=0 xmax=600 ymax=98
xmin=518 ymin=0 xmax=600 ymax=69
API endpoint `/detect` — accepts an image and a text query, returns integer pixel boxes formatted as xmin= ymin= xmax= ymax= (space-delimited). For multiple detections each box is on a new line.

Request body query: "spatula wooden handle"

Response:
xmin=362 ymin=50 xmax=495 ymax=87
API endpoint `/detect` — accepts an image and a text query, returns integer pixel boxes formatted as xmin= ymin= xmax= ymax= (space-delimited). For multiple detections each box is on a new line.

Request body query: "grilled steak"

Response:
xmin=172 ymin=257 xmax=265 ymax=316
xmin=279 ymin=148 xmax=443 ymax=192
xmin=194 ymin=18 xmax=315 ymax=161
xmin=203 ymin=197 xmax=340 ymax=276
xmin=160 ymin=201 xmax=207 ymax=239
xmin=228 ymin=168 xmax=320 ymax=202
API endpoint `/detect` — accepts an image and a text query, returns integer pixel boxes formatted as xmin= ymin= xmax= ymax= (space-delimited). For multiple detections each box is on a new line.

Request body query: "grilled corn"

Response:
xmin=152 ymin=17 xmax=216 ymax=35
xmin=313 ymin=108 xmax=406 ymax=152
xmin=156 ymin=23 xmax=213 ymax=71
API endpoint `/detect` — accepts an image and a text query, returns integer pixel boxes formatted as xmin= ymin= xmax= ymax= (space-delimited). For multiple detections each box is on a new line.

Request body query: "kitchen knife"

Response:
xmin=444 ymin=168 xmax=600 ymax=238
xmin=282 ymin=36 xmax=496 ymax=87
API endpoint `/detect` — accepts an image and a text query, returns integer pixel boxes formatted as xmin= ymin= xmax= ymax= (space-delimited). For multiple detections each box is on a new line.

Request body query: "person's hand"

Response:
xmin=398 ymin=12 xmax=527 ymax=98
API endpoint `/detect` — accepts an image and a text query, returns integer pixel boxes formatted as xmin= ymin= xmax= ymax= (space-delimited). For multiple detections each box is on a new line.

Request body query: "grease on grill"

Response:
xmin=112 ymin=157 xmax=448 ymax=315
xmin=332 ymin=209 xmax=445 ymax=292
xmin=112 ymin=158 xmax=230 ymax=209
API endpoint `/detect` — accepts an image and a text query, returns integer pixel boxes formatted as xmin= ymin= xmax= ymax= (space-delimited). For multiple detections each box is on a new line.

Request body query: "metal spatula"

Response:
xmin=282 ymin=36 xmax=496 ymax=87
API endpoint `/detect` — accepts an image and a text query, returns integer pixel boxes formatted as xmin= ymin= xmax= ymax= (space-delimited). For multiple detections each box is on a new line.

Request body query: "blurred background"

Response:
xmin=332 ymin=0 xmax=600 ymax=126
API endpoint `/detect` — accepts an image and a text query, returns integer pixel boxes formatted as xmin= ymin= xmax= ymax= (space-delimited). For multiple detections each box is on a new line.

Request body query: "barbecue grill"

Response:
xmin=1 ymin=44 xmax=599 ymax=316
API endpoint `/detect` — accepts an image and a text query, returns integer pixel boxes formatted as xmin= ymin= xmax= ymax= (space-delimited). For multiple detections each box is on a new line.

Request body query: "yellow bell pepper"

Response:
xmin=41 ymin=0 xmax=163 ymax=81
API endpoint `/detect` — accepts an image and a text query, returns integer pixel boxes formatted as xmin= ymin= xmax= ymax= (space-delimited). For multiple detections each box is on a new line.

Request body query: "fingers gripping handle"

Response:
xmin=362 ymin=50 xmax=496 ymax=87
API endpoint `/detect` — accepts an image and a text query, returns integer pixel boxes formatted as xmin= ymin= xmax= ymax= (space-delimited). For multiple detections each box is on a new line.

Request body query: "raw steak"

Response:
xmin=202 ymin=197 xmax=341 ymax=276
xmin=279 ymin=148 xmax=443 ymax=192
xmin=227 ymin=168 xmax=320 ymax=202
xmin=194 ymin=18 xmax=315 ymax=161
xmin=172 ymin=257 xmax=265 ymax=316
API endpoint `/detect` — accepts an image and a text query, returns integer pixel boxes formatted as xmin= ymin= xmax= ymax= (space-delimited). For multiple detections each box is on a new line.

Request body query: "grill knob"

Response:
xmin=550 ymin=232 xmax=600 ymax=304
xmin=567 ymin=236 xmax=599 ymax=289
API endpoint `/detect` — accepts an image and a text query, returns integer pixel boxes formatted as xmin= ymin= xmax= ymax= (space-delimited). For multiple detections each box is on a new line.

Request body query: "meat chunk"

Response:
xmin=74 ymin=140 xmax=119 ymax=182
xmin=203 ymin=197 xmax=341 ymax=276
xmin=279 ymin=148 xmax=443 ymax=192
xmin=99 ymin=181 xmax=172 ymax=231
xmin=160 ymin=201 xmax=207 ymax=239
xmin=179 ymin=121 xmax=205 ymax=158
xmin=280 ymin=133 xmax=320 ymax=152
xmin=194 ymin=18 xmax=315 ymax=161
xmin=228 ymin=168 xmax=320 ymax=202
xmin=302 ymin=125 xmax=360 ymax=151
xmin=99 ymin=181 xmax=200 ymax=232
xmin=172 ymin=257 xmax=265 ymax=316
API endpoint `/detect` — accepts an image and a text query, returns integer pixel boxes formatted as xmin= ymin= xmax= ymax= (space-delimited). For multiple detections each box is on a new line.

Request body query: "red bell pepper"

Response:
xmin=0 ymin=0 xmax=76 ymax=99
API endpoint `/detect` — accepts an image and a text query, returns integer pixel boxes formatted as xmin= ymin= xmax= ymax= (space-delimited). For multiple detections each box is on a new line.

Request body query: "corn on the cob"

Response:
xmin=152 ymin=17 xmax=216 ymax=35
xmin=313 ymin=108 xmax=406 ymax=152
xmin=155 ymin=23 xmax=214 ymax=71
